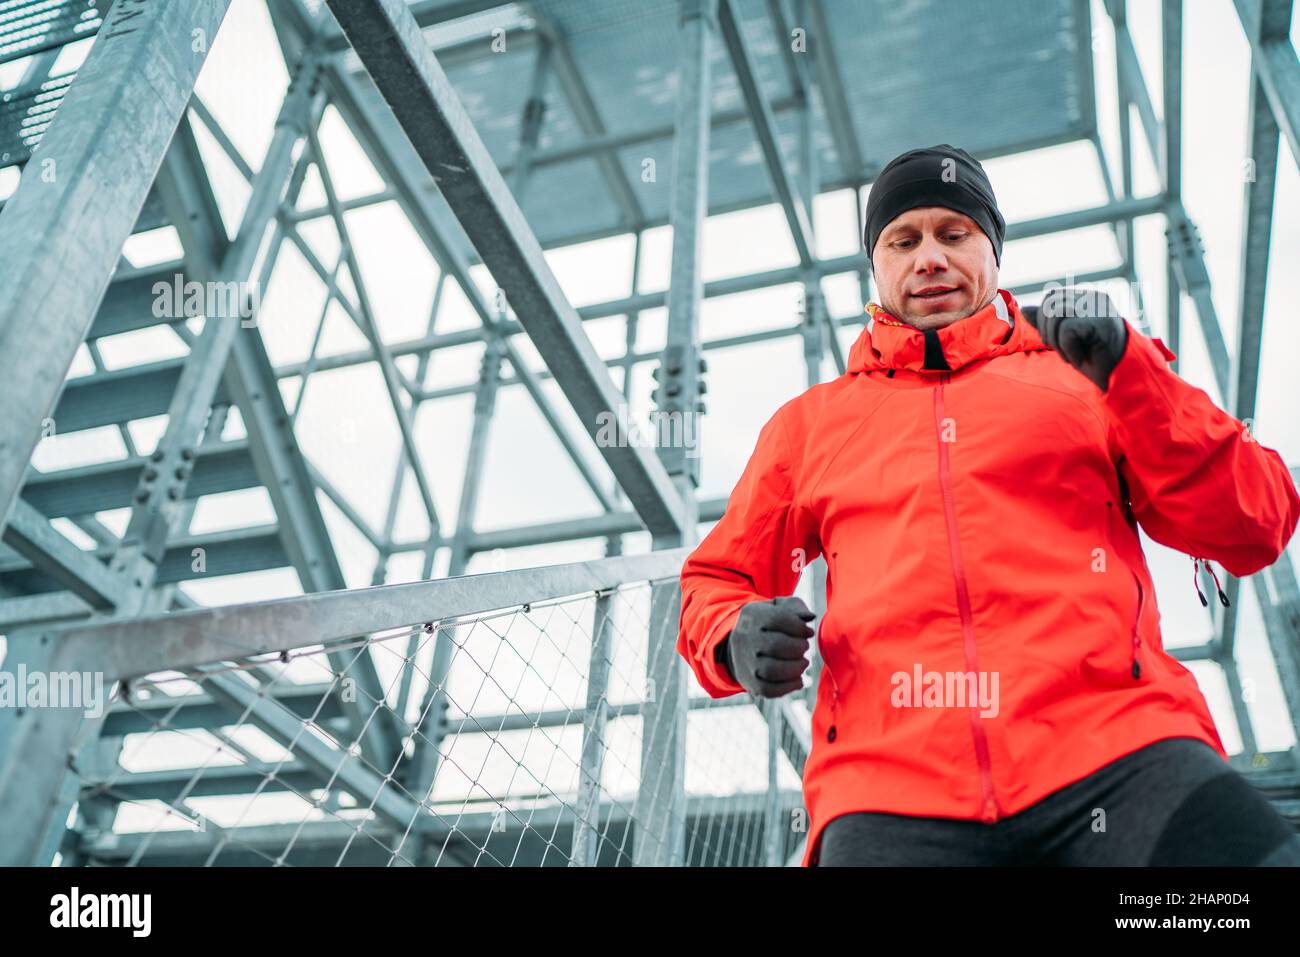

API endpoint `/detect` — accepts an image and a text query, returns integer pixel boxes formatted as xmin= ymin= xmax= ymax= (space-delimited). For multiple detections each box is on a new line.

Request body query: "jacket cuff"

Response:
xmin=714 ymin=634 xmax=736 ymax=680
xmin=1101 ymin=320 xmax=1177 ymax=411
xmin=700 ymin=605 xmax=746 ymax=695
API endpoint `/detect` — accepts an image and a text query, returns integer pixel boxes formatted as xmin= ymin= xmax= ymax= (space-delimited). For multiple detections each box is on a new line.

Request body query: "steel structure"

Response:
xmin=0 ymin=0 xmax=1297 ymax=866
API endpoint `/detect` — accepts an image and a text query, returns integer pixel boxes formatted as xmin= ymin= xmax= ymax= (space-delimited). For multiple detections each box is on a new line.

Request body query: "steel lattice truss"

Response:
xmin=0 ymin=0 xmax=1297 ymax=866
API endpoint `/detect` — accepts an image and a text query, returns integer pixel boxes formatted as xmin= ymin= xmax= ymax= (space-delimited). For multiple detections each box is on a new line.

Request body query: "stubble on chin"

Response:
xmin=901 ymin=306 xmax=968 ymax=331
xmin=901 ymin=292 xmax=993 ymax=330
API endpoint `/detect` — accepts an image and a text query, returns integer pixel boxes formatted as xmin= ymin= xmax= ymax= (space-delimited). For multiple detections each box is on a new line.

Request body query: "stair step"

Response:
xmin=21 ymin=440 xmax=259 ymax=517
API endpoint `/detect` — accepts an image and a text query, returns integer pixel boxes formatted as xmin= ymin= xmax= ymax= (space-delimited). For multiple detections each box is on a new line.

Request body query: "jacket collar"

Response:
xmin=846 ymin=288 xmax=1048 ymax=375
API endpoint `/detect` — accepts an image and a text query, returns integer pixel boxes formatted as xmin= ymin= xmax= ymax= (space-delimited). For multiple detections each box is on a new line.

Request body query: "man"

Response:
xmin=676 ymin=144 xmax=1300 ymax=867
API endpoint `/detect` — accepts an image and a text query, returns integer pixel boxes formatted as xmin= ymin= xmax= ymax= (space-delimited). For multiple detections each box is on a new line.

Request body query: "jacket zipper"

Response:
xmin=822 ymin=553 xmax=842 ymax=742
xmin=1106 ymin=499 xmax=1156 ymax=682
xmin=1130 ymin=571 xmax=1146 ymax=679
xmin=933 ymin=372 xmax=1000 ymax=824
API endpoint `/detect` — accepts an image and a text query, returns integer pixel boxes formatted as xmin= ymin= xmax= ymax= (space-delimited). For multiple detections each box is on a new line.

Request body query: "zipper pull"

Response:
xmin=1191 ymin=558 xmax=1208 ymax=607
xmin=1204 ymin=560 xmax=1231 ymax=607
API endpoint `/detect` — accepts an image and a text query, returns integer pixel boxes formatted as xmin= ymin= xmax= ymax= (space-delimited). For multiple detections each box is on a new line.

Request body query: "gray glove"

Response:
xmin=1024 ymin=286 xmax=1129 ymax=392
xmin=715 ymin=596 xmax=815 ymax=698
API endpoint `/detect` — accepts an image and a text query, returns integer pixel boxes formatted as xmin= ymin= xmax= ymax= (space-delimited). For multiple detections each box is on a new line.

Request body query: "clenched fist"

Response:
xmin=715 ymin=595 xmax=816 ymax=698
xmin=1024 ymin=286 xmax=1130 ymax=392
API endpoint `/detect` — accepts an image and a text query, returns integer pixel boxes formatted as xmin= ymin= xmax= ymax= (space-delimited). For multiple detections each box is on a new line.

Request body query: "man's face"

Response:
xmin=870 ymin=206 xmax=999 ymax=331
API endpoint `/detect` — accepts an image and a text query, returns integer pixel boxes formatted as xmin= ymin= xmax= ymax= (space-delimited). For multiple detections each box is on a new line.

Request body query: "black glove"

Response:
xmin=714 ymin=596 xmax=815 ymax=698
xmin=1023 ymin=286 xmax=1129 ymax=392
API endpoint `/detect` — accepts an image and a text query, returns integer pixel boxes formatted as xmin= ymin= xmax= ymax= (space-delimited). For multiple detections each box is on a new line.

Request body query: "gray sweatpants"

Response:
xmin=817 ymin=736 xmax=1300 ymax=866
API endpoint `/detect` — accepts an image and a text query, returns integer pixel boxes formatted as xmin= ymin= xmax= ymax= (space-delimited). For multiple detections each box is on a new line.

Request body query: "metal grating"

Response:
xmin=0 ymin=69 xmax=72 ymax=165
xmin=0 ymin=0 xmax=110 ymax=65
xmin=345 ymin=0 xmax=1098 ymax=250
xmin=0 ymin=0 xmax=113 ymax=167
xmin=821 ymin=0 xmax=1096 ymax=168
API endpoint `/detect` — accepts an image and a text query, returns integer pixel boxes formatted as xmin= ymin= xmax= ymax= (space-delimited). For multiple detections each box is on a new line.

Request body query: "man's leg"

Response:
xmin=1146 ymin=769 xmax=1300 ymax=866
xmin=817 ymin=810 xmax=1010 ymax=866
xmin=1018 ymin=736 xmax=1300 ymax=866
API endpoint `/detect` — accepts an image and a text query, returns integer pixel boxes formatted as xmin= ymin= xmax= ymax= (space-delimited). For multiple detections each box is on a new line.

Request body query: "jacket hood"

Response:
xmin=846 ymin=288 xmax=1050 ymax=375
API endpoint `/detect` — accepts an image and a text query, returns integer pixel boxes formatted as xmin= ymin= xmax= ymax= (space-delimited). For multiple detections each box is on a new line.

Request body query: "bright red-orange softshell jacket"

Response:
xmin=677 ymin=288 xmax=1300 ymax=867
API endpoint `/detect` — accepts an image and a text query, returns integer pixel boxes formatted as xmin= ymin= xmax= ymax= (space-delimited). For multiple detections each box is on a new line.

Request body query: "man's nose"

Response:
xmin=913 ymin=235 xmax=949 ymax=272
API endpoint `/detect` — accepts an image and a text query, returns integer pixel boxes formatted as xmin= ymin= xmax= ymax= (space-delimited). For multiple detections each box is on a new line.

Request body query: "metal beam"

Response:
xmin=1215 ymin=0 xmax=1288 ymax=688
xmin=72 ymin=787 xmax=802 ymax=865
xmin=1233 ymin=0 xmax=1300 ymax=165
xmin=633 ymin=0 xmax=716 ymax=868
xmin=17 ymin=441 xmax=258 ymax=518
xmin=282 ymin=270 xmax=1125 ymax=423
xmin=1257 ymin=552 xmax=1300 ymax=744
xmin=0 ymin=500 xmax=141 ymax=610
xmin=87 ymin=264 xmax=191 ymax=339
xmin=43 ymin=548 xmax=691 ymax=683
xmin=217 ymin=4 xmax=625 ymax=564
xmin=285 ymin=17 xmax=621 ymax=516
xmin=324 ymin=0 xmax=684 ymax=538
xmin=0 ymin=0 xmax=231 ymax=538
xmin=303 ymin=123 xmax=445 ymax=538
xmin=145 ymin=48 xmax=404 ymax=773
xmin=1105 ymin=0 xmax=1162 ymax=178
xmin=373 ymin=494 xmax=730 ymax=558
xmin=805 ymin=0 xmax=862 ymax=180
xmin=282 ymin=118 xmax=1137 ymax=251
xmin=404 ymin=51 xmax=559 ymax=809
xmin=1106 ymin=0 xmax=1300 ymax=761
xmin=199 ymin=669 xmax=431 ymax=841
xmin=102 ymin=683 xmax=345 ymax=736
xmin=1104 ymin=1 xmax=1231 ymax=397
xmin=0 ymin=593 xmax=94 ymax=632
xmin=99 ymin=677 xmax=749 ymax=739
xmin=717 ymin=0 xmax=814 ymax=268
xmin=319 ymin=0 xmax=516 ymax=55
xmin=531 ymin=20 xmax=645 ymax=230
xmin=0 ymin=42 xmax=387 ymax=864
xmin=0 ymin=525 xmax=289 ymax=589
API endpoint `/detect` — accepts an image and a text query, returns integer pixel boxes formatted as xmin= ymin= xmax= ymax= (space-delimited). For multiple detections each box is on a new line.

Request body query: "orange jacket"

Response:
xmin=677 ymin=288 xmax=1299 ymax=867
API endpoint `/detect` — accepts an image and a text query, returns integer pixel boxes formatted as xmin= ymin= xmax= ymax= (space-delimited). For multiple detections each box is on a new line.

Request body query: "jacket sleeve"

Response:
xmin=677 ymin=402 xmax=822 ymax=697
xmin=1101 ymin=320 xmax=1300 ymax=578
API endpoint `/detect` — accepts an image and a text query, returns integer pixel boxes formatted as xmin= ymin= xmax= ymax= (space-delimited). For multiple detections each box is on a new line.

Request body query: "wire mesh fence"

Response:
xmin=16 ymin=550 xmax=810 ymax=866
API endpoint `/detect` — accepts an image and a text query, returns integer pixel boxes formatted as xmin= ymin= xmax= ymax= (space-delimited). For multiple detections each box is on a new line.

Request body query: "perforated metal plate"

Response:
xmin=371 ymin=0 xmax=1096 ymax=250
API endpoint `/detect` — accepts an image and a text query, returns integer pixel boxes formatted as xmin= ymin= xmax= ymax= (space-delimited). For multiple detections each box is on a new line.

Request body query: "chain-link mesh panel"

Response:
xmin=64 ymin=571 xmax=805 ymax=866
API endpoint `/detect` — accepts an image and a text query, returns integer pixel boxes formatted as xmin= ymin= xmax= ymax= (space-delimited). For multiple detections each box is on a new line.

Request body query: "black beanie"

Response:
xmin=863 ymin=144 xmax=1005 ymax=268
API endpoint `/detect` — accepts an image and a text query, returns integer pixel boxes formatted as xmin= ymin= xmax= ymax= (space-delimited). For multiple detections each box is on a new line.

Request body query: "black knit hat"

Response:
xmin=863 ymin=144 xmax=1005 ymax=268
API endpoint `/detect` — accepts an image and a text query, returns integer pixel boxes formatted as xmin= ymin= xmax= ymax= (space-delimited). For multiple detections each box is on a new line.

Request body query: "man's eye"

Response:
xmin=946 ymin=232 xmax=967 ymax=241
xmin=894 ymin=239 xmax=916 ymax=248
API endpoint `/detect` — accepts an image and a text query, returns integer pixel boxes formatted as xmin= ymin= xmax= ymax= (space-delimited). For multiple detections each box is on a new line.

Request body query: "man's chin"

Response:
xmin=903 ymin=303 xmax=972 ymax=330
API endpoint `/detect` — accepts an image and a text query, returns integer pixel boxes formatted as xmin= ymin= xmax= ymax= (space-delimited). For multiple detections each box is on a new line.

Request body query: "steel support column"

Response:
xmin=634 ymin=0 xmax=716 ymax=867
xmin=1233 ymin=0 xmax=1300 ymax=165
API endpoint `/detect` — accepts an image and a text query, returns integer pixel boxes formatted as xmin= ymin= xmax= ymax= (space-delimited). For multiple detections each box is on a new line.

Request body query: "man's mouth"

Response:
xmin=913 ymin=287 xmax=959 ymax=300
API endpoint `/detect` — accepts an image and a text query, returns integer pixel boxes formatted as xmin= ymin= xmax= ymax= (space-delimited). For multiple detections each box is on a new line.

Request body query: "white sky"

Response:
xmin=5 ymin=0 xmax=1299 ymax=760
